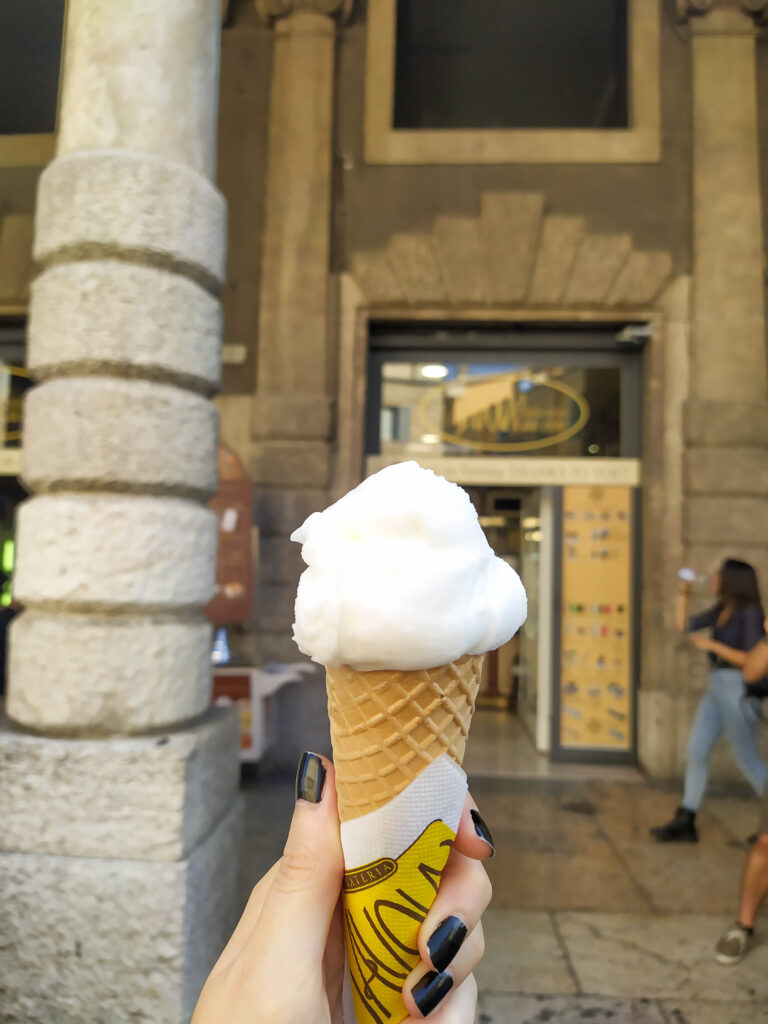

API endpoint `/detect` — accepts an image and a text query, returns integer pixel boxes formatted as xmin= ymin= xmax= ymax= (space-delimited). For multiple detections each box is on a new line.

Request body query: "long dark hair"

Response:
xmin=718 ymin=559 xmax=763 ymax=612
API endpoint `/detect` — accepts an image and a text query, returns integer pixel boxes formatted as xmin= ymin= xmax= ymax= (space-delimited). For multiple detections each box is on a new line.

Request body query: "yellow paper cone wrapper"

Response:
xmin=326 ymin=654 xmax=484 ymax=1024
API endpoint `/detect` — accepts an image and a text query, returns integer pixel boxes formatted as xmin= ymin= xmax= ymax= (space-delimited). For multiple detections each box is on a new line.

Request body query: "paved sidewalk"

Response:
xmin=472 ymin=776 xmax=768 ymax=1024
xmin=240 ymin=768 xmax=768 ymax=1024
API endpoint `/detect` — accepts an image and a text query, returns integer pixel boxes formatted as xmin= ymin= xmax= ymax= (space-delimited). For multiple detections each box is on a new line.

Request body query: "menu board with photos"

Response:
xmin=559 ymin=485 xmax=633 ymax=753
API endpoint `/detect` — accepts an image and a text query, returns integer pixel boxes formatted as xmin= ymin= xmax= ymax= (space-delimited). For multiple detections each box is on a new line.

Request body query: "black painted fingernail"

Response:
xmin=470 ymin=808 xmax=495 ymax=856
xmin=411 ymin=970 xmax=453 ymax=1017
xmin=295 ymin=751 xmax=326 ymax=803
xmin=427 ymin=916 xmax=467 ymax=972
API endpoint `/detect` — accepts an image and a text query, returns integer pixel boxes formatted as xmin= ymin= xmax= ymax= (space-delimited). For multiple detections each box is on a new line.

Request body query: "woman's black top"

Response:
xmin=687 ymin=603 xmax=765 ymax=668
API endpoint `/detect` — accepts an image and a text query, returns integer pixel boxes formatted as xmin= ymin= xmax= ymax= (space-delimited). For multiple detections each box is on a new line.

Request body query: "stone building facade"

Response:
xmin=213 ymin=0 xmax=768 ymax=778
xmin=1 ymin=0 xmax=768 ymax=1018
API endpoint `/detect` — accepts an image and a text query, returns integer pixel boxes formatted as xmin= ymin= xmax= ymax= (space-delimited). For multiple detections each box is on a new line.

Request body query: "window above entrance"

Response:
xmin=394 ymin=0 xmax=628 ymax=132
xmin=365 ymin=0 xmax=660 ymax=164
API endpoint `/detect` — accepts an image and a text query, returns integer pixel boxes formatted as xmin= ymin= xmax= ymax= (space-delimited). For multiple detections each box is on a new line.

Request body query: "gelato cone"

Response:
xmin=290 ymin=462 xmax=527 ymax=1024
xmin=327 ymin=654 xmax=485 ymax=821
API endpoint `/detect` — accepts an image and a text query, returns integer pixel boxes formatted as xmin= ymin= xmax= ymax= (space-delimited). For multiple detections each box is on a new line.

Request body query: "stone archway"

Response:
xmin=347 ymin=191 xmax=673 ymax=310
xmin=336 ymin=187 xmax=679 ymax=510
xmin=335 ymin=190 xmax=685 ymax=781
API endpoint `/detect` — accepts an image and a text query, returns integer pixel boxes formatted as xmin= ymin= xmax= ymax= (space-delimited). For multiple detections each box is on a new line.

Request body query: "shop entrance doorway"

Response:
xmin=461 ymin=484 xmax=550 ymax=774
xmin=364 ymin=322 xmax=644 ymax=774
xmin=463 ymin=485 xmax=532 ymax=712
xmin=458 ymin=481 xmax=640 ymax=777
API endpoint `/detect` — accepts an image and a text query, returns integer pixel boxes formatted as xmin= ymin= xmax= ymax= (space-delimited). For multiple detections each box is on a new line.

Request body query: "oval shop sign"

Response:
xmin=417 ymin=371 xmax=590 ymax=454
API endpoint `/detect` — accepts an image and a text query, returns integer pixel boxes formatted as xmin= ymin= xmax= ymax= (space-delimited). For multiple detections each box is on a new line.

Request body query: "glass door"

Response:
xmin=365 ymin=325 xmax=645 ymax=765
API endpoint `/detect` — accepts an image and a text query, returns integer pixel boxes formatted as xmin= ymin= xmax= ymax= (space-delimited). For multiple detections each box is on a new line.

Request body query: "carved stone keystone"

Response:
xmin=677 ymin=0 xmax=768 ymax=22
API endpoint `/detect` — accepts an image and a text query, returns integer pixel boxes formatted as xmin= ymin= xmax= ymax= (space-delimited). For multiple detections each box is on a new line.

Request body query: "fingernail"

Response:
xmin=470 ymin=808 xmax=495 ymax=856
xmin=295 ymin=751 xmax=326 ymax=803
xmin=411 ymin=970 xmax=453 ymax=1017
xmin=427 ymin=916 xmax=467 ymax=972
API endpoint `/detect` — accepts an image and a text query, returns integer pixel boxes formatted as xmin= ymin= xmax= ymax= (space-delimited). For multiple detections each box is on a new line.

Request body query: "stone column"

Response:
xmin=251 ymin=1 xmax=350 ymax=711
xmin=0 ymin=3 xmax=241 ymax=1022
xmin=681 ymin=0 xmax=768 ymax=582
xmin=642 ymin=0 xmax=768 ymax=782
xmin=683 ymin=0 xmax=768 ymax=399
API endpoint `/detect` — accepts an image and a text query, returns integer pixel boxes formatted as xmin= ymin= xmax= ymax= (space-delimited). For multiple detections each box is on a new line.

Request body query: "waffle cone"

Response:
xmin=326 ymin=653 xmax=484 ymax=822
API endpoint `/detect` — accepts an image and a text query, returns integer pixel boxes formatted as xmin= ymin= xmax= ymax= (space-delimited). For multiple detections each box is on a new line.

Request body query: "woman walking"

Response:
xmin=651 ymin=559 xmax=766 ymax=843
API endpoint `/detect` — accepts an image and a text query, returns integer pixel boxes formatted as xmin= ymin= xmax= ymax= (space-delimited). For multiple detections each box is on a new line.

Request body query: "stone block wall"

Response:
xmin=683 ymin=400 xmax=768 ymax=581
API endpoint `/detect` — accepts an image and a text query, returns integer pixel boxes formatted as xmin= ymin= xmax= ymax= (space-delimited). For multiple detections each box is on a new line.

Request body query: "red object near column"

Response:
xmin=205 ymin=443 xmax=253 ymax=625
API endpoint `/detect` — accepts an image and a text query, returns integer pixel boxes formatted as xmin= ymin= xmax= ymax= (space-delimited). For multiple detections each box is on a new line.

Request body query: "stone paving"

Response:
xmin=240 ymin=766 xmax=768 ymax=1024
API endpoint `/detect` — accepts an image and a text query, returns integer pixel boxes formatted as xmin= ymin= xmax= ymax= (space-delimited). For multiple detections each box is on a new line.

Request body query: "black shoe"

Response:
xmin=650 ymin=806 xmax=698 ymax=843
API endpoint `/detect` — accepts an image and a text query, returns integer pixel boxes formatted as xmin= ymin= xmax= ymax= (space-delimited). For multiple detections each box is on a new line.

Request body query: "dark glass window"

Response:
xmin=393 ymin=0 xmax=628 ymax=131
xmin=0 ymin=0 xmax=66 ymax=134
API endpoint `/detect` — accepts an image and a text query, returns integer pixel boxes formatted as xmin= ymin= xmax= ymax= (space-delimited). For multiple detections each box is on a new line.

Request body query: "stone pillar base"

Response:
xmin=0 ymin=708 xmax=242 ymax=1023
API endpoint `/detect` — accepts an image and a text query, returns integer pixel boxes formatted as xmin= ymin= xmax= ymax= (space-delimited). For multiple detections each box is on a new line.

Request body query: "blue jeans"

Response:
xmin=682 ymin=668 xmax=766 ymax=811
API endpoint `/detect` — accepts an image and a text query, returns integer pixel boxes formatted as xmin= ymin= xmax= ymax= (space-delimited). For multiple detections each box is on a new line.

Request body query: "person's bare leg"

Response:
xmin=738 ymin=834 xmax=768 ymax=929
xmin=715 ymin=831 xmax=768 ymax=963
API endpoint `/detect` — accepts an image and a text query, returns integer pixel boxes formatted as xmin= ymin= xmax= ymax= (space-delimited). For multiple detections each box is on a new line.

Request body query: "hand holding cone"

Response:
xmin=290 ymin=462 xmax=527 ymax=1023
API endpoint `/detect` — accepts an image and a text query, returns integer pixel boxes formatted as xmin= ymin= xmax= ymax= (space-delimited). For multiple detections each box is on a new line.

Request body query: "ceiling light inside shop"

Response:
xmin=420 ymin=433 xmax=441 ymax=444
xmin=521 ymin=516 xmax=539 ymax=529
xmin=524 ymin=530 xmax=543 ymax=543
xmin=420 ymin=364 xmax=449 ymax=380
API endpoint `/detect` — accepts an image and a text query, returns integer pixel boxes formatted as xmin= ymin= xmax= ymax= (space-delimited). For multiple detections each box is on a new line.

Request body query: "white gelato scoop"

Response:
xmin=290 ymin=461 xmax=527 ymax=671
